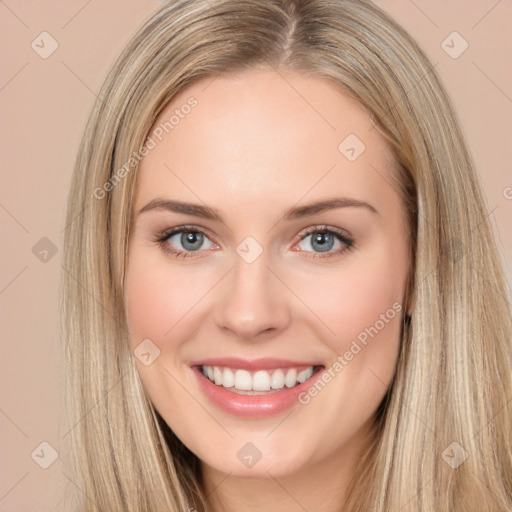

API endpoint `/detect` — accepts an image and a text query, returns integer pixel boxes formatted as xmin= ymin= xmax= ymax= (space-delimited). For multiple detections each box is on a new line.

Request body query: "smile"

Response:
xmin=191 ymin=358 xmax=325 ymax=418
xmin=201 ymin=365 xmax=318 ymax=394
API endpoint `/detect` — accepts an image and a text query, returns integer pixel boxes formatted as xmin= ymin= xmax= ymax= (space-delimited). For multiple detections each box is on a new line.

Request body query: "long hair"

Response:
xmin=60 ymin=0 xmax=512 ymax=510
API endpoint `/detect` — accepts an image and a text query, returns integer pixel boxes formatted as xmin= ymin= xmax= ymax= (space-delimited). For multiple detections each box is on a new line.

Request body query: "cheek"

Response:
xmin=298 ymin=253 xmax=407 ymax=353
xmin=124 ymin=263 xmax=172 ymax=343
xmin=123 ymin=251 xmax=202 ymax=426
xmin=293 ymin=238 xmax=409 ymax=417
xmin=124 ymin=250 xmax=208 ymax=344
xmin=289 ymin=252 xmax=407 ymax=448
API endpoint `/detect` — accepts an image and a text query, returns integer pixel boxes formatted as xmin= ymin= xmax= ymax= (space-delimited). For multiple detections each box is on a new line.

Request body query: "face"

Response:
xmin=124 ymin=67 xmax=410 ymax=483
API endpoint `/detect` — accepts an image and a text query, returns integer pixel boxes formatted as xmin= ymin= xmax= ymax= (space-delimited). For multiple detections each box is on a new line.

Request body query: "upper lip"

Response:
xmin=190 ymin=357 xmax=323 ymax=371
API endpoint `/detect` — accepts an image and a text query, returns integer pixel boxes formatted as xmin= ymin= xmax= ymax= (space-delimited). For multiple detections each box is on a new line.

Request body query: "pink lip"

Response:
xmin=190 ymin=362 xmax=324 ymax=419
xmin=190 ymin=357 xmax=321 ymax=371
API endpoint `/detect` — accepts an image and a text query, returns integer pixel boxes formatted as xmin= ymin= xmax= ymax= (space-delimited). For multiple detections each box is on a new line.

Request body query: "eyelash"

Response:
xmin=153 ymin=224 xmax=355 ymax=260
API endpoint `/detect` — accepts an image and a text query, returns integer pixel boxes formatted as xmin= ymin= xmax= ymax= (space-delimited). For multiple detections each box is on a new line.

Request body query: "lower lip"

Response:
xmin=192 ymin=366 xmax=323 ymax=419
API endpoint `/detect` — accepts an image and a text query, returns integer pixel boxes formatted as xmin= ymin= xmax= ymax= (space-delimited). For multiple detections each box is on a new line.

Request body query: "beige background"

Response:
xmin=0 ymin=1 xmax=510 ymax=510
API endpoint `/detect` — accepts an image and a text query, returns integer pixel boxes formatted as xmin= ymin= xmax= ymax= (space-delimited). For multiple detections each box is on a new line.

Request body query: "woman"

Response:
xmin=60 ymin=0 xmax=512 ymax=510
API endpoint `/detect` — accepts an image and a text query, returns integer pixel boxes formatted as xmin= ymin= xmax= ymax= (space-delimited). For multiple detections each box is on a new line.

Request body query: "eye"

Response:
xmin=153 ymin=224 xmax=355 ymax=260
xmin=154 ymin=226 xmax=217 ymax=259
xmin=294 ymin=225 xmax=354 ymax=259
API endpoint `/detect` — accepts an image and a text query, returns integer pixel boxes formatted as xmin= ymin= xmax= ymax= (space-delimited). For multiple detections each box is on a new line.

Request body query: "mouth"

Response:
xmin=199 ymin=364 xmax=323 ymax=395
xmin=190 ymin=358 xmax=325 ymax=418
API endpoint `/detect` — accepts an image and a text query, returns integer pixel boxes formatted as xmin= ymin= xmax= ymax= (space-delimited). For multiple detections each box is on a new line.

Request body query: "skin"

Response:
xmin=124 ymin=66 xmax=410 ymax=511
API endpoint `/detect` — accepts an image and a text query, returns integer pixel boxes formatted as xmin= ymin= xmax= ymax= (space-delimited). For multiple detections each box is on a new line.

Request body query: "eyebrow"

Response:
xmin=137 ymin=196 xmax=379 ymax=222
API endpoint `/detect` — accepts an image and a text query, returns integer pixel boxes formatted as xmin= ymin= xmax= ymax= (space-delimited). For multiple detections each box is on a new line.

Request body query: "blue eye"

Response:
xmin=295 ymin=226 xmax=354 ymax=259
xmin=155 ymin=226 xmax=214 ymax=259
xmin=154 ymin=225 xmax=354 ymax=260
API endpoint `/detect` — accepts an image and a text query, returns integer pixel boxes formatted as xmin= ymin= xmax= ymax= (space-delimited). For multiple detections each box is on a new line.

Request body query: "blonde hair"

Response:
xmin=60 ymin=0 xmax=512 ymax=510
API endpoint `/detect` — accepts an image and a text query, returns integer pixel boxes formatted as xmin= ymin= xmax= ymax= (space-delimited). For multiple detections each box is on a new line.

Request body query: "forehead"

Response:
xmin=135 ymin=67 xmax=398 ymax=219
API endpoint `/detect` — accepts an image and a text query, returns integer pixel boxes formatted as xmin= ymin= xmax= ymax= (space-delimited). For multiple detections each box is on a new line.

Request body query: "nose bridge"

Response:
xmin=214 ymin=245 xmax=290 ymax=340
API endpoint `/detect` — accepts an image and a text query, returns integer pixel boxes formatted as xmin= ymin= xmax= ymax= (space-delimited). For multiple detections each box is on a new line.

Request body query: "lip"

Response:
xmin=190 ymin=357 xmax=322 ymax=371
xmin=190 ymin=359 xmax=324 ymax=419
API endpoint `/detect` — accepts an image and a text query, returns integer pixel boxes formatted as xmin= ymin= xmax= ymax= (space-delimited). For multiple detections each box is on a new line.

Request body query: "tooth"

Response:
xmin=203 ymin=365 xmax=316 ymax=390
xmin=223 ymin=368 xmax=235 ymax=388
xmin=253 ymin=370 xmax=271 ymax=391
xmin=213 ymin=367 xmax=223 ymax=385
xmin=271 ymin=369 xmax=285 ymax=389
xmin=234 ymin=369 xmax=252 ymax=390
xmin=285 ymin=368 xmax=297 ymax=388
xmin=297 ymin=367 xmax=313 ymax=383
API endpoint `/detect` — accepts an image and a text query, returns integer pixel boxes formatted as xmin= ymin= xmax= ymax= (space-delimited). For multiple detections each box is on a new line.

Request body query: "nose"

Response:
xmin=214 ymin=251 xmax=291 ymax=342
